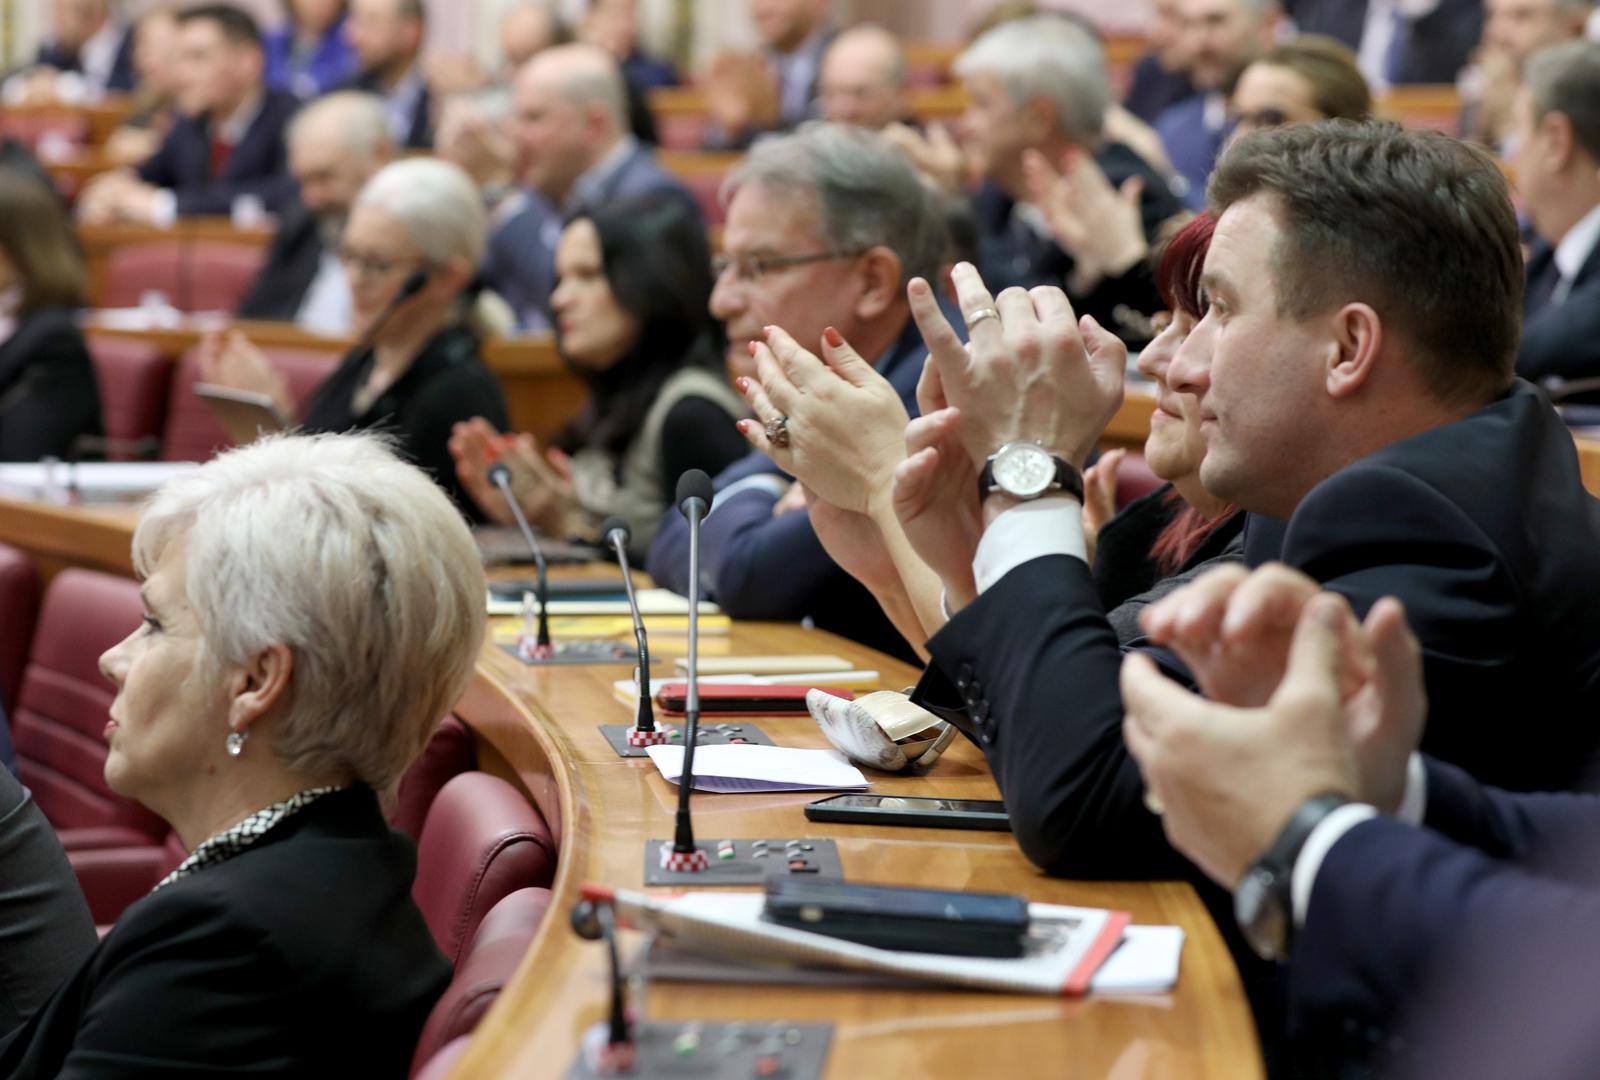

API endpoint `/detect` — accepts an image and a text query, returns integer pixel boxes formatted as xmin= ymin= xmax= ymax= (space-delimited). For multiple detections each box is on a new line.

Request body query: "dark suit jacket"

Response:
xmin=645 ymin=316 xmax=930 ymax=661
xmin=0 ymin=307 xmax=103 ymax=462
xmin=0 ymin=785 xmax=449 ymax=1077
xmin=136 ymin=89 xmax=300 ymax=217
xmin=236 ymin=201 xmax=325 ymax=322
xmin=1515 ymin=235 xmax=1600 ymax=394
xmin=35 ymin=28 xmax=136 ymax=94
xmin=481 ymin=144 xmax=703 ymax=331
xmin=1290 ymin=758 xmax=1600 ymax=1074
xmin=1122 ymin=52 xmax=1196 ymax=126
xmin=348 ymin=70 xmax=433 ymax=150
xmin=1284 ymin=0 xmax=1484 ymax=84
xmin=1154 ymin=93 xmax=1226 ymax=211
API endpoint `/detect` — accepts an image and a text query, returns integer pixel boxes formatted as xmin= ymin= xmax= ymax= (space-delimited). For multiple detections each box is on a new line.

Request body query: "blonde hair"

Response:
xmin=132 ymin=432 xmax=486 ymax=791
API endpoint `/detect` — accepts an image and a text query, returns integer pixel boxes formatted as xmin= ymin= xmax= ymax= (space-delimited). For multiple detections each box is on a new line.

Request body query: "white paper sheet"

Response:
xmin=1090 ymin=924 xmax=1185 ymax=994
xmin=0 ymin=461 xmax=199 ymax=501
xmin=644 ymin=744 xmax=870 ymax=793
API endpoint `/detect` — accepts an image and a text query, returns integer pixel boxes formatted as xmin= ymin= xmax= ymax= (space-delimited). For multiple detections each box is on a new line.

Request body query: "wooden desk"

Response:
xmin=449 ymin=625 xmax=1261 ymax=1079
xmin=0 ymin=496 xmax=137 ymax=581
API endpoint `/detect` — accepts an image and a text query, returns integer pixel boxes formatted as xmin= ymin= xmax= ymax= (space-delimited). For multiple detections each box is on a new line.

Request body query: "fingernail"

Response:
xmin=735 ymin=377 xmax=749 ymax=391
xmin=823 ymin=326 xmax=843 ymax=348
xmin=1314 ymin=597 xmax=1343 ymax=629
xmin=747 ymin=341 xmax=759 ymax=356
xmin=762 ymin=325 xmax=775 ymax=337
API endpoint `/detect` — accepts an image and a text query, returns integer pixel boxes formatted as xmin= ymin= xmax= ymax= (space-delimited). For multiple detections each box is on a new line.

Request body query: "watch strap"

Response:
xmin=1245 ymin=791 xmax=1352 ymax=956
xmin=977 ymin=450 xmax=1085 ymax=503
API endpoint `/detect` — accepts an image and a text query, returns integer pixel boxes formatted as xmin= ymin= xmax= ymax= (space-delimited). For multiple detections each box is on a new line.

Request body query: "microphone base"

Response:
xmin=502 ymin=640 xmax=640 ymax=667
xmin=566 ymin=1020 xmax=832 ymax=1079
xmin=598 ymin=722 xmax=774 ymax=759
xmin=642 ymin=838 xmax=843 ymax=887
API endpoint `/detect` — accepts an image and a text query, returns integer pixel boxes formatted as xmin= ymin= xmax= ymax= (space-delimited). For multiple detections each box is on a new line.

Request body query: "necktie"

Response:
xmin=209 ymin=136 xmax=233 ymax=179
xmin=1525 ymin=245 xmax=1563 ymax=316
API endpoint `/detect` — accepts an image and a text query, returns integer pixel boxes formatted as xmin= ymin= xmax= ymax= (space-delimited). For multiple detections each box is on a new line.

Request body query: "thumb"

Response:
xmin=1080 ymin=314 xmax=1130 ymax=388
xmin=820 ymin=326 xmax=875 ymax=385
xmin=1119 ymin=175 xmax=1145 ymax=210
xmin=1275 ymin=593 xmax=1353 ymax=711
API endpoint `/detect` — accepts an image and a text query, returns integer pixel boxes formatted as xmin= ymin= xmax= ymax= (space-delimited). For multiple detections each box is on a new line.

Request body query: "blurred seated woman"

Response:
xmin=450 ymin=195 xmax=747 ymax=554
xmin=0 ymin=431 xmax=482 ymax=1076
xmin=263 ymin=0 xmax=356 ymax=99
xmin=1228 ymin=35 xmax=1372 ymax=142
xmin=200 ymin=157 xmax=509 ymax=516
xmin=0 ymin=170 xmax=102 ymax=461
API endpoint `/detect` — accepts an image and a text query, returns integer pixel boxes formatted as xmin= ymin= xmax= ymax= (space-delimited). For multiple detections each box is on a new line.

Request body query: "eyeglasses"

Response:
xmin=711 ymin=248 xmax=868 ymax=284
xmin=336 ymin=246 xmax=421 ymax=280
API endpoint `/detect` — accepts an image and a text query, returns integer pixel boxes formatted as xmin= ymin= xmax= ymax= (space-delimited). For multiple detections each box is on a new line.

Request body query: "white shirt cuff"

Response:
xmin=1290 ymin=803 xmax=1379 ymax=928
xmin=972 ymin=496 xmax=1086 ymax=594
xmin=149 ymin=189 xmax=177 ymax=228
xmin=1396 ymin=753 xmax=1427 ymax=826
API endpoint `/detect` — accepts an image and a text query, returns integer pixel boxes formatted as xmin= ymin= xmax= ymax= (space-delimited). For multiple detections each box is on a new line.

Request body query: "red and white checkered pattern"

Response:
xmin=659 ymin=844 xmax=710 ymax=872
xmin=626 ymin=727 xmax=671 ymax=747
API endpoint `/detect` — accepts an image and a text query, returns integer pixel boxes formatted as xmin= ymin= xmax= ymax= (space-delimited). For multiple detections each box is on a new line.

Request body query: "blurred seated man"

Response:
xmin=816 ymin=23 xmax=909 ymax=132
xmin=1121 ymin=564 xmax=1600 ymax=1076
xmin=1156 ymin=0 xmax=1281 ymax=209
xmin=935 ymin=15 xmax=1185 ymax=341
xmin=1123 ymin=0 xmax=1198 ymax=124
xmin=344 ymin=0 xmax=432 ymax=149
xmin=703 ymin=0 xmax=835 ymax=148
xmin=77 ymin=5 xmax=297 ymax=225
xmin=1462 ymin=0 xmax=1591 ymax=151
xmin=101 ymin=5 xmax=182 ymax=169
xmin=5 ymin=0 xmax=135 ymax=103
xmin=1226 ymin=35 xmax=1372 ymax=141
xmin=581 ymin=0 xmax=678 ymax=93
xmin=646 ymin=123 xmax=948 ymax=659
xmin=1507 ymin=41 xmax=1600 ymax=397
xmin=1283 ymin=0 xmax=1484 ymax=88
xmin=481 ymin=44 xmax=699 ymax=331
xmin=236 ymin=92 xmax=395 ymax=333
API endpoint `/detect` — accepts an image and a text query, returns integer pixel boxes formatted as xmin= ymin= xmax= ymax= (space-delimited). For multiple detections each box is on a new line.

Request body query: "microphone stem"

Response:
xmin=673 ymin=500 xmax=703 ymax=853
xmin=495 ymin=475 xmax=550 ymax=647
xmin=611 ymin=534 xmax=655 ymax=732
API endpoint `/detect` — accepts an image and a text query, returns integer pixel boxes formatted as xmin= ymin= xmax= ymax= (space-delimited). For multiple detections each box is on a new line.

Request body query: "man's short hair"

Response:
xmin=1209 ymin=121 xmax=1522 ymax=404
xmin=725 ymin=121 xmax=948 ymax=287
xmin=288 ymin=91 xmax=394 ymax=164
xmin=176 ymin=4 xmax=262 ymax=48
xmin=1523 ymin=40 xmax=1600 ymax=165
xmin=953 ymin=14 xmax=1110 ymax=145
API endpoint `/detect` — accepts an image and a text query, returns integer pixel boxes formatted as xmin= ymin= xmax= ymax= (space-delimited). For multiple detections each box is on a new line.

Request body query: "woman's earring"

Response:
xmin=225 ymin=730 xmax=247 ymax=757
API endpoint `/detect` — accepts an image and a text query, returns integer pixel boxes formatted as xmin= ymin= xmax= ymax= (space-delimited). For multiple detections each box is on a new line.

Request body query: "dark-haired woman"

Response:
xmin=451 ymin=195 xmax=747 ymax=555
xmin=0 ymin=170 xmax=102 ymax=461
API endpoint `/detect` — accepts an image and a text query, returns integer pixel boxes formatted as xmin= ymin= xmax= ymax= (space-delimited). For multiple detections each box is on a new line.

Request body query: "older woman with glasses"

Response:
xmin=199 ymin=157 xmax=509 ymax=516
xmin=0 ymin=431 xmax=484 ymax=1076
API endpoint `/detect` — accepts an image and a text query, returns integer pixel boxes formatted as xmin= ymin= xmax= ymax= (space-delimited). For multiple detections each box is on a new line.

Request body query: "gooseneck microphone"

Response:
xmin=601 ymin=516 xmax=659 ymax=739
xmin=351 ymin=267 xmax=430 ymax=357
xmin=488 ymin=461 xmax=551 ymax=652
xmin=663 ymin=470 xmax=714 ymax=872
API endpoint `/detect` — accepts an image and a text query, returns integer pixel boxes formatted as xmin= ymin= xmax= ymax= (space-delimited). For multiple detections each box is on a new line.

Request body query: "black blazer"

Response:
xmin=300 ymin=323 xmax=509 ymax=518
xmin=236 ymin=201 xmax=326 ymax=322
xmin=1516 ymin=236 xmax=1600 ymax=393
xmin=35 ymin=28 xmax=136 ymax=93
xmin=136 ymin=89 xmax=300 ymax=216
xmin=347 ymin=70 xmax=433 ymax=150
xmin=0 ymin=307 xmax=103 ymax=461
xmin=0 ymin=786 xmax=450 ymax=1077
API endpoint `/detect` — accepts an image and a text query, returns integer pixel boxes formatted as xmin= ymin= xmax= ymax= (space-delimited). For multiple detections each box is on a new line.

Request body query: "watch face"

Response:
xmin=994 ymin=443 xmax=1055 ymax=498
xmin=1235 ymin=867 xmax=1287 ymax=962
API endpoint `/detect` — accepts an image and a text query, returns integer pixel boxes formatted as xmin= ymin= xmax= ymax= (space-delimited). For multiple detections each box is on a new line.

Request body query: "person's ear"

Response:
xmin=1540 ymin=109 xmax=1576 ymax=172
xmin=1020 ymin=95 xmax=1056 ymax=146
xmin=225 ymin=642 xmax=294 ymax=737
xmin=852 ymin=247 xmax=903 ymax=321
xmin=1325 ymin=302 xmax=1382 ymax=399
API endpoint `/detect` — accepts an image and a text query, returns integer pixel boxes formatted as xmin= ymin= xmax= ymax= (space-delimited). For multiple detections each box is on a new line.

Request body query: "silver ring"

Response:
xmin=764 ymin=415 xmax=791 ymax=449
xmin=967 ymin=306 xmax=1001 ymax=330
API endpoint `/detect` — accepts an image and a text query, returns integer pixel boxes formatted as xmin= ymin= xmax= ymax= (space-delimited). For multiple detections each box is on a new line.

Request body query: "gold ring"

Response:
xmin=967 ymin=306 xmax=1001 ymax=329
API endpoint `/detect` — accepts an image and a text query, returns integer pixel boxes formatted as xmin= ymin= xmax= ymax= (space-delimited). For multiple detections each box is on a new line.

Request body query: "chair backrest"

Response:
xmin=12 ymin=570 xmax=169 ymax=845
xmin=159 ymin=345 xmax=340 ymax=462
xmin=185 ymin=241 xmax=270 ymax=313
xmin=85 ymin=335 xmax=174 ymax=459
xmin=1115 ymin=450 xmax=1164 ymax=510
xmin=0 ymin=542 xmax=41 ymax=717
xmin=412 ymin=772 xmax=558 ymax=968
xmin=409 ymin=886 xmax=552 ymax=1075
xmin=99 ymin=240 xmax=268 ymax=312
xmin=389 ymin=715 xmax=478 ymax=843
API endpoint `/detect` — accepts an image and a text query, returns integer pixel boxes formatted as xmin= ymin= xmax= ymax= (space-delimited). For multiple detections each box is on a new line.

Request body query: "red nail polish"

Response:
xmin=823 ymin=326 xmax=843 ymax=348
xmin=748 ymin=341 xmax=759 ymax=355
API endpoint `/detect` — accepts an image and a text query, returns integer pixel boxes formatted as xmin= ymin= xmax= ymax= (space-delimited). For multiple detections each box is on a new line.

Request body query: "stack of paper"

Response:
xmin=644 ymin=744 xmax=869 ymax=793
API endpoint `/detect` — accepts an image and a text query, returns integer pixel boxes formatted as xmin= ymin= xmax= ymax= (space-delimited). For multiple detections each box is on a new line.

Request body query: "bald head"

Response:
xmin=512 ymin=44 xmax=630 ymax=202
xmin=818 ymin=24 xmax=907 ymax=130
xmin=288 ymin=92 xmax=396 ymax=227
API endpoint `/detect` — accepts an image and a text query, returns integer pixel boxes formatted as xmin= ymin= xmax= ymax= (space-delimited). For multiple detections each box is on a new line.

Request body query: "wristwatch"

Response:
xmin=1234 ymin=792 xmax=1352 ymax=962
xmin=978 ymin=442 xmax=1083 ymax=504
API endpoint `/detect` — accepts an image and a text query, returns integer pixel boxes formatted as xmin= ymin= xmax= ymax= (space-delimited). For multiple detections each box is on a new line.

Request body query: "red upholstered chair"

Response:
xmin=1114 ymin=450 xmax=1165 ymax=510
xmin=99 ymin=241 xmax=268 ymax=312
xmin=0 ymin=542 xmax=41 ymax=717
xmin=185 ymin=241 xmax=269 ymax=313
xmin=98 ymin=242 xmax=184 ymax=310
xmin=409 ymin=887 xmax=553 ymax=1075
xmin=412 ymin=772 xmax=558 ymax=969
xmin=389 ymin=715 xmax=478 ymax=843
xmin=85 ymin=335 xmax=174 ymax=460
xmin=70 ymin=829 xmax=187 ymax=926
xmin=159 ymin=346 xmax=340 ymax=462
xmin=11 ymin=570 xmax=168 ymax=850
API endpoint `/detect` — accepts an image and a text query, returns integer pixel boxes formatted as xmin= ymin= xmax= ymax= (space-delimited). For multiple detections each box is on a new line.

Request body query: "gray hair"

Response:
xmin=548 ymin=43 xmax=629 ymax=132
xmin=953 ymin=14 xmax=1110 ymax=145
xmin=1524 ymin=40 xmax=1600 ymax=164
xmin=354 ymin=157 xmax=488 ymax=267
xmin=287 ymin=90 xmax=394 ymax=165
xmin=131 ymin=432 xmax=486 ymax=792
xmin=724 ymin=121 xmax=947 ymax=286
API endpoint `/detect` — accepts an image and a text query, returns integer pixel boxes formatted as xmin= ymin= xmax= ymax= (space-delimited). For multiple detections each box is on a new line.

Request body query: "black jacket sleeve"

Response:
xmin=0 ymin=316 xmax=102 ymax=462
xmin=656 ymin=394 xmax=749 ymax=507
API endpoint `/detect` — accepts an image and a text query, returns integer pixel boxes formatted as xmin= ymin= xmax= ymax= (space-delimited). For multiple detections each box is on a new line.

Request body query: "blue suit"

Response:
xmin=1155 ymin=94 xmax=1228 ymax=211
xmin=645 ymin=315 xmax=931 ymax=660
xmin=481 ymin=142 xmax=702 ymax=331
xmin=136 ymin=89 xmax=299 ymax=217
xmin=263 ymin=20 xmax=358 ymax=99
xmin=1516 ymin=235 xmax=1600 ymax=397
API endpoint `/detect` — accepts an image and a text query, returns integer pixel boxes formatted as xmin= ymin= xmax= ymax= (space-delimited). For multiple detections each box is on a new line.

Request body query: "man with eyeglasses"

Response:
xmin=644 ymin=122 xmax=948 ymax=660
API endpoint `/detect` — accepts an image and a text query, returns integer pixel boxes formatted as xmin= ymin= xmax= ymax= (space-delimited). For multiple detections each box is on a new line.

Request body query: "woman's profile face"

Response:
xmin=551 ymin=218 xmax=642 ymax=373
xmin=1135 ymin=309 xmax=1208 ymax=484
xmin=1228 ymin=62 xmax=1323 ymax=143
xmin=98 ymin=542 xmax=226 ymax=808
xmin=338 ymin=203 xmax=427 ymax=328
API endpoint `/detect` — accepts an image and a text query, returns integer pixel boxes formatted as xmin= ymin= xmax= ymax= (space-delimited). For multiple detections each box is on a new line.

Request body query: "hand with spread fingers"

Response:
xmin=735 ymin=324 xmax=910 ymax=516
xmin=892 ymin=405 xmax=983 ymax=613
xmin=1122 ymin=591 xmax=1381 ymax=889
xmin=1021 ymin=148 xmax=1149 ymax=292
xmin=1081 ymin=447 xmax=1126 ymax=567
xmin=449 ymin=417 xmax=576 ymax=535
xmin=881 ymin=120 xmax=969 ymax=197
xmin=906 ymin=265 xmax=1126 ymax=473
xmin=197 ymin=328 xmax=295 ymax=419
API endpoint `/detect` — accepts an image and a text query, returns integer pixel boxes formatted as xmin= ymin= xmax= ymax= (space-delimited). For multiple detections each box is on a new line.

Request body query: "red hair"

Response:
xmin=1147 ymin=213 xmax=1239 ymax=574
